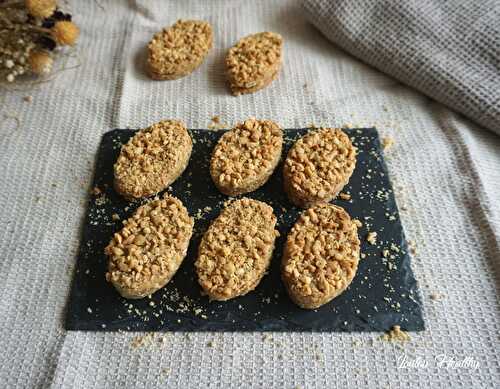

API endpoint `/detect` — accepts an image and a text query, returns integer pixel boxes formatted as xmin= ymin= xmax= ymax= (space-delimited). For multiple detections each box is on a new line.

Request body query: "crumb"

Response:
xmin=339 ymin=192 xmax=351 ymax=201
xmin=353 ymin=219 xmax=363 ymax=228
xmin=87 ymin=307 xmax=92 ymax=314
xmin=91 ymin=186 xmax=101 ymax=195
xmin=408 ymin=239 xmax=417 ymax=255
xmin=366 ymin=231 xmax=377 ymax=245
xmin=207 ymin=340 xmax=214 ymax=348
xmin=131 ymin=333 xmax=155 ymax=349
xmin=430 ymin=292 xmax=443 ymax=301
xmin=381 ymin=325 xmax=410 ymax=342
xmin=111 ymin=213 xmax=120 ymax=221
xmin=23 ymin=95 xmax=33 ymax=103
xmin=208 ymin=115 xmax=228 ymax=130
xmin=382 ymin=136 xmax=395 ymax=151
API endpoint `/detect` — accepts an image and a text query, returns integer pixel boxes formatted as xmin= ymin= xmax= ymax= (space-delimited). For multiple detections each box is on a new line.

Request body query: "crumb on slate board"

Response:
xmin=73 ymin=127 xmax=423 ymax=333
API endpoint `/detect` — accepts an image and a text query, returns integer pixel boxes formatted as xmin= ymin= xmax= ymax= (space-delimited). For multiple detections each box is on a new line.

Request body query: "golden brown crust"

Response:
xmin=105 ymin=194 xmax=194 ymax=299
xmin=282 ymin=203 xmax=360 ymax=309
xmin=195 ymin=198 xmax=279 ymax=301
xmin=210 ymin=118 xmax=283 ymax=196
xmin=113 ymin=120 xmax=192 ymax=200
xmin=283 ymin=128 xmax=356 ymax=208
xmin=147 ymin=19 xmax=213 ymax=80
xmin=225 ymin=32 xmax=283 ymax=95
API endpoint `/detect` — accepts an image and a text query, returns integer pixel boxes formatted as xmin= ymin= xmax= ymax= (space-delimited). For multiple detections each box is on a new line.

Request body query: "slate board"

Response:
xmin=65 ymin=128 xmax=424 ymax=332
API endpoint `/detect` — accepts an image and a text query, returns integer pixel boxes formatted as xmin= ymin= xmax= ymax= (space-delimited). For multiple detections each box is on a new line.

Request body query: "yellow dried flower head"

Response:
xmin=29 ymin=51 xmax=53 ymax=75
xmin=25 ymin=0 xmax=57 ymax=19
xmin=51 ymin=21 xmax=80 ymax=46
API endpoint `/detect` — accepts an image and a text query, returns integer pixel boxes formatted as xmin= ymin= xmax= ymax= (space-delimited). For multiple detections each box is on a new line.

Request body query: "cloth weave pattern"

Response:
xmin=302 ymin=0 xmax=500 ymax=135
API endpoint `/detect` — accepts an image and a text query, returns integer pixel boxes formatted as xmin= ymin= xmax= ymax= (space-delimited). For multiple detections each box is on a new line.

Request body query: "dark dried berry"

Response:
xmin=53 ymin=11 xmax=72 ymax=21
xmin=38 ymin=36 xmax=57 ymax=51
xmin=42 ymin=19 xmax=55 ymax=28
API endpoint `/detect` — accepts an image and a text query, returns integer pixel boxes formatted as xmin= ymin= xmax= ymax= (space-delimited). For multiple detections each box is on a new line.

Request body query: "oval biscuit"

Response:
xmin=225 ymin=32 xmax=283 ymax=95
xmin=147 ymin=19 xmax=213 ymax=80
xmin=114 ymin=119 xmax=192 ymax=200
xmin=283 ymin=128 xmax=356 ymax=208
xmin=105 ymin=194 xmax=194 ymax=299
xmin=195 ymin=198 xmax=278 ymax=301
xmin=210 ymin=118 xmax=283 ymax=196
xmin=282 ymin=203 xmax=360 ymax=309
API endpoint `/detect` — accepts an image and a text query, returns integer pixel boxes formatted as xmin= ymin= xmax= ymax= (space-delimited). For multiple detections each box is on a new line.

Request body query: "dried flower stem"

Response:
xmin=0 ymin=1 xmax=24 ymax=9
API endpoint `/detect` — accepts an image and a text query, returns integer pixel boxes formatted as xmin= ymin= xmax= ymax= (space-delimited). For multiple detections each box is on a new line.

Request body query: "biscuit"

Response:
xmin=105 ymin=194 xmax=194 ymax=299
xmin=225 ymin=32 xmax=283 ymax=95
xmin=282 ymin=203 xmax=360 ymax=309
xmin=283 ymin=128 xmax=356 ymax=208
xmin=195 ymin=198 xmax=278 ymax=301
xmin=147 ymin=19 xmax=213 ymax=80
xmin=114 ymin=119 xmax=192 ymax=200
xmin=210 ymin=118 xmax=283 ymax=196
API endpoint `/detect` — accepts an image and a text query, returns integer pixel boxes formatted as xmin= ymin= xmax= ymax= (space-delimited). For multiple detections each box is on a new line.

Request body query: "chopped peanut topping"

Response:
xmin=195 ymin=198 xmax=278 ymax=301
xmin=283 ymin=128 xmax=356 ymax=208
xmin=282 ymin=203 xmax=360 ymax=309
xmin=226 ymin=32 xmax=283 ymax=95
xmin=105 ymin=194 xmax=194 ymax=299
xmin=114 ymin=120 xmax=192 ymax=199
xmin=210 ymin=118 xmax=283 ymax=195
xmin=147 ymin=20 xmax=212 ymax=79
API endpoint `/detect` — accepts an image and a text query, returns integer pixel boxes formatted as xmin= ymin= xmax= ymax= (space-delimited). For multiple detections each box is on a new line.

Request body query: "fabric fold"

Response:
xmin=302 ymin=0 xmax=500 ymax=135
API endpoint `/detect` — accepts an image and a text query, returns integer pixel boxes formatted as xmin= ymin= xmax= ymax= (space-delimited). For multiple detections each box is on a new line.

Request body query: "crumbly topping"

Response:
xmin=210 ymin=118 xmax=283 ymax=194
xmin=284 ymin=128 xmax=356 ymax=204
xmin=148 ymin=19 xmax=212 ymax=76
xmin=195 ymin=198 xmax=278 ymax=300
xmin=226 ymin=32 xmax=282 ymax=89
xmin=105 ymin=194 xmax=194 ymax=295
xmin=283 ymin=204 xmax=360 ymax=305
xmin=114 ymin=119 xmax=192 ymax=199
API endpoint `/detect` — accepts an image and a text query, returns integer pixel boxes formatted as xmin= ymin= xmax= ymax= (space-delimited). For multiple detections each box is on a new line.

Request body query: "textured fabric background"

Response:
xmin=0 ymin=1 xmax=499 ymax=388
xmin=302 ymin=0 xmax=500 ymax=136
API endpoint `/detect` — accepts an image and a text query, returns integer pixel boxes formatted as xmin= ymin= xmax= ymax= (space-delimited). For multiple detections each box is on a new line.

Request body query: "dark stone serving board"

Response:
xmin=65 ymin=128 xmax=424 ymax=332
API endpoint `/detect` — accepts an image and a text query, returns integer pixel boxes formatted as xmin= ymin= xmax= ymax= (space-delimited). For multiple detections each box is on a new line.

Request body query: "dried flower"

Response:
xmin=28 ymin=50 xmax=53 ymax=75
xmin=50 ymin=21 xmax=79 ymax=46
xmin=0 ymin=1 xmax=79 ymax=83
xmin=25 ymin=0 xmax=57 ymax=19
